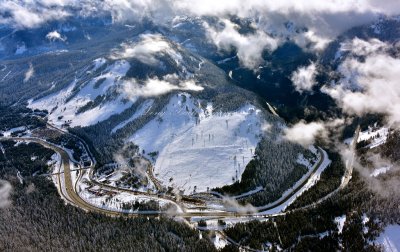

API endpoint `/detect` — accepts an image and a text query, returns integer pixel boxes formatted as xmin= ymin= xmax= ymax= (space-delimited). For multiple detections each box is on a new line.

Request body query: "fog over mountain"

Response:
xmin=1 ymin=1 xmax=400 ymax=251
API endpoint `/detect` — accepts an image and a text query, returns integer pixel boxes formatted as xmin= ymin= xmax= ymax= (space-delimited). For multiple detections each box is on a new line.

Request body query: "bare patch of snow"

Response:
xmin=370 ymin=166 xmax=392 ymax=177
xmin=335 ymin=215 xmax=346 ymax=234
xmin=376 ymin=225 xmax=400 ymax=252
xmin=29 ymin=60 xmax=132 ymax=127
xmin=3 ymin=126 xmax=26 ymax=137
xmin=15 ymin=44 xmax=27 ymax=55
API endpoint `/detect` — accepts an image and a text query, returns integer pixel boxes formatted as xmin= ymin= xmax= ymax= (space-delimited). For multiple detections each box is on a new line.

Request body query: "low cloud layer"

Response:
xmin=24 ymin=63 xmax=34 ymax=83
xmin=122 ymin=74 xmax=203 ymax=98
xmin=283 ymin=119 xmax=345 ymax=146
xmin=46 ymin=30 xmax=66 ymax=42
xmin=110 ymin=34 xmax=180 ymax=66
xmin=323 ymin=39 xmax=400 ymax=125
xmin=2 ymin=1 xmax=400 ymax=70
xmin=283 ymin=120 xmax=327 ymax=147
xmin=0 ymin=179 xmax=12 ymax=209
xmin=205 ymin=19 xmax=279 ymax=69
xmin=291 ymin=62 xmax=317 ymax=93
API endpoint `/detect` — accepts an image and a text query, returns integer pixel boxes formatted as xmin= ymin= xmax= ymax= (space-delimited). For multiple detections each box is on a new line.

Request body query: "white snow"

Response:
xmin=358 ymin=126 xmax=389 ymax=149
xmin=92 ymin=58 xmax=107 ymax=71
xmin=16 ymin=170 xmax=24 ymax=184
xmin=3 ymin=126 xmax=27 ymax=137
xmin=335 ymin=215 xmax=346 ymax=234
xmin=15 ymin=44 xmax=27 ymax=55
xmin=296 ymin=153 xmax=314 ymax=169
xmin=376 ymin=225 xmax=400 ymax=252
xmin=228 ymin=70 xmax=233 ymax=79
xmin=217 ymin=55 xmax=237 ymax=64
xmin=233 ymin=186 xmax=264 ymax=199
xmin=111 ymin=100 xmax=154 ymax=134
xmin=370 ymin=166 xmax=392 ymax=177
xmin=130 ymin=93 xmax=264 ymax=194
xmin=213 ymin=232 xmax=227 ymax=249
xmin=362 ymin=214 xmax=370 ymax=234
xmin=29 ymin=60 xmax=132 ymax=127
xmin=47 ymin=153 xmax=61 ymax=171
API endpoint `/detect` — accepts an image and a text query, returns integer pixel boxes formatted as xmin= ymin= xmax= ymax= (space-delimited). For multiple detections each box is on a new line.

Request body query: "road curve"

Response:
xmin=0 ymin=135 xmax=335 ymax=219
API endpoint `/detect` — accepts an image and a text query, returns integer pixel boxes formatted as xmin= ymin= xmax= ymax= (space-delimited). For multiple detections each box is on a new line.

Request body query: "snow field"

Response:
xmin=29 ymin=59 xmax=132 ymax=127
xmin=130 ymin=93 xmax=264 ymax=194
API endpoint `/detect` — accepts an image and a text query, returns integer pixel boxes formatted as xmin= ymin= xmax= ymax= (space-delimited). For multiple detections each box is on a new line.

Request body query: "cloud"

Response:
xmin=0 ymin=1 xmax=71 ymax=29
xmin=204 ymin=19 xmax=279 ymax=69
xmin=0 ymin=179 xmax=12 ymax=209
xmin=261 ymin=122 xmax=272 ymax=132
xmin=2 ymin=0 xmax=400 ymax=67
xmin=291 ymin=62 xmax=317 ymax=93
xmin=283 ymin=120 xmax=327 ymax=146
xmin=24 ymin=63 xmax=34 ymax=83
xmin=122 ymin=74 xmax=203 ymax=98
xmin=283 ymin=118 xmax=344 ymax=146
xmin=222 ymin=197 xmax=257 ymax=214
xmin=110 ymin=34 xmax=180 ymax=66
xmin=46 ymin=30 xmax=66 ymax=42
xmin=322 ymin=41 xmax=400 ymax=124
xmin=340 ymin=37 xmax=390 ymax=57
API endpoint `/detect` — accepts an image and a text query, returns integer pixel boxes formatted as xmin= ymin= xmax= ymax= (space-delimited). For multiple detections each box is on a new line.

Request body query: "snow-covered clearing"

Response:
xmin=92 ymin=58 xmax=107 ymax=71
xmin=130 ymin=93 xmax=264 ymax=194
xmin=15 ymin=44 xmax=27 ymax=55
xmin=376 ymin=225 xmax=400 ymax=252
xmin=2 ymin=126 xmax=27 ymax=137
xmin=77 ymin=171 xmax=180 ymax=213
xmin=335 ymin=215 xmax=346 ymax=234
xmin=359 ymin=127 xmax=389 ymax=148
xmin=371 ymin=166 xmax=392 ymax=177
xmin=345 ymin=126 xmax=389 ymax=149
xmin=213 ymin=232 xmax=227 ymax=249
xmin=29 ymin=60 xmax=132 ymax=127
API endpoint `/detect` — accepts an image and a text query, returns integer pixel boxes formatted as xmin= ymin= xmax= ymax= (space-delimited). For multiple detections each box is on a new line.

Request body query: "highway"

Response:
xmin=0 ymin=135 xmax=330 ymax=219
xmin=0 ymin=123 xmax=359 ymax=221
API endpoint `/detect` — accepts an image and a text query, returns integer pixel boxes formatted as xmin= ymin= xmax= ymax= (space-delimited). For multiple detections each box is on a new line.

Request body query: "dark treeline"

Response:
xmin=0 ymin=140 xmax=216 ymax=252
xmin=216 ymin=136 xmax=315 ymax=207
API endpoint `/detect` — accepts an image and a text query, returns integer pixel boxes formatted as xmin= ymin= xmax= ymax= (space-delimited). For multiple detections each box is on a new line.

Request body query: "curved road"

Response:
xmin=0 ymin=135 xmax=334 ymax=219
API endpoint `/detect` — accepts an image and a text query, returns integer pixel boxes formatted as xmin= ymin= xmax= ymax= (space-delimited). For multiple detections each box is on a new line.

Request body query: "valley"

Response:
xmin=1 ymin=4 xmax=400 ymax=250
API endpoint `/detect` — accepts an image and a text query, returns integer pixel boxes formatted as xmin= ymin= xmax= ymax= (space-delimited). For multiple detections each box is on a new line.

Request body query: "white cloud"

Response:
xmin=110 ymin=34 xmax=180 ymax=66
xmin=322 ymin=45 xmax=400 ymax=124
xmin=204 ymin=19 xmax=279 ymax=69
xmin=122 ymin=74 xmax=203 ymax=98
xmin=340 ymin=37 xmax=389 ymax=57
xmin=46 ymin=30 xmax=66 ymax=42
xmin=0 ymin=179 xmax=12 ymax=209
xmin=283 ymin=120 xmax=326 ymax=146
xmin=2 ymin=0 xmax=400 ymax=58
xmin=24 ymin=63 xmax=34 ymax=83
xmin=291 ymin=62 xmax=317 ymax=93
xmin=283 ymin=118 xmax=344 ymax=146
xmin=0 ymin=1 xmax=71 ymax=29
